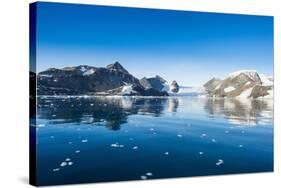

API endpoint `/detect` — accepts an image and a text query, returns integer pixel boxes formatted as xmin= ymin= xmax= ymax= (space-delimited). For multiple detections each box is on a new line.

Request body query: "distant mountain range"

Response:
xmin=203 ymin=70 xmax=273 ymax=99
xmin=37 ymin=62 xmax=171 ymax=96
xmin=37 ymin=62 xmax=273 ymax=98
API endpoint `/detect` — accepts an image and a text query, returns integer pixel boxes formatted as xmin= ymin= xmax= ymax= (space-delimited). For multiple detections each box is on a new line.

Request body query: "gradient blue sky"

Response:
xmin=36 ymin=2 xmax=273 ymax=86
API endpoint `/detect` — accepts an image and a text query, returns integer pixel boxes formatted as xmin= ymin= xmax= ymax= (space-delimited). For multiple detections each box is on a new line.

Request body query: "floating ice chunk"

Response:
xmin=177 ymin=134 xmax=183 ymax=138
xmin=60 ymin=162 xmax=67 ymax=167
xmin=146 ymin=172 xmax=153 ymax=176
xmin=50 ymin=136 xmax=54 ymax=139
xmin=53 ymin=168 xmax=60 ymax=172
xmin=150 ymin=128 xmax=154 ymax=131
xmin=216 ymin=159 xmax=224 ymax=166
xmin=239 ymin=145 xmax=243 ymax=148
xmin=81 ymin=139 xmax=88 ymax=143
xmin=201 ymin=133 xmax=207 ymax=138
xmin=133 ymin=146 xmax=138 ymax=150
xmin=199 ymin=152 xmax=204 ymax=155
xmin=165 ymin=152 xmax=169 ymax=155
xmin=75 ymin=150 xmax=80 ymax=153
xmin=90 ymin=103 xmax=94 ymax=106
xmin=211 ymin=139 xmax=217 ymax=143
xmin=65 ymin=158 xmax=71 ymax=161
xmin=52 ymin=114 xmax=56 ymax=117
xmin=111 ymin=143 xmax=118 ymax=147
xmin=68 ymin=162 xmax=73 ymax=166
xmin=140 ymin=175 xmax=147 ymax=180
xmin=37 ymin=124 xmax=45 ymax=128
xmin=111 ymin=143 xmax=124 ymax=148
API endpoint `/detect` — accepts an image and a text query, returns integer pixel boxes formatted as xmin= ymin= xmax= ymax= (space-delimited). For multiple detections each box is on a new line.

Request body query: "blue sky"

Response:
xmin=36 ymin=2 xmax=273 ymax=86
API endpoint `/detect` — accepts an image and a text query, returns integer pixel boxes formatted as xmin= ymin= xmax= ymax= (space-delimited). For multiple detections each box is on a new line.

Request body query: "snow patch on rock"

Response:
xmin=225 ymin=70 xmax=258 ymax=80
xmin=236 ymin=87 xmax=253 ymax=98
xmin=259 ymin=74 xmax=273 ymax=86
xmin=224 ymin=86 xmax=236 ymax=93
xmin=83 ymin=69 xmax=95 ymax=76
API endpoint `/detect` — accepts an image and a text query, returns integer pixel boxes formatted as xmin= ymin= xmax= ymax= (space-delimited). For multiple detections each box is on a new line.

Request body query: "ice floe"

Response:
xmin=165 ymin=152 xmax=169 ymax=155
xmin=146 ymin=172 xmax=153 ymax=176
xmin=37 ymin=124 xmax=45 ymax=128
xmin=211 ymin=139 xmax=217 ymax=143
xmin=140 ymin=175 xmax=147 ymax=180
xmin=199 ymin=152 xmax=204 ymax=155
xmin=75 ymin=150 xmax=80 ymax=153
xmin=133 ymin=146 xmax=138 ymax=150
xmin=53 ymin=168 xmax=60 ymax=172
xmin=81 ymin=139 xmax=88 ymax=143
xmin=216 ymin=159 xmax=224 ymax=166
xmin=60 ymin=161 xmax=68 ymax=167
xmin=111 ymin=142 xmax=124 ymax=148
xmin=177 ymin=134 xmax=183 ymax=138
xmin=200 ymin=133 xmax=207 ymax=138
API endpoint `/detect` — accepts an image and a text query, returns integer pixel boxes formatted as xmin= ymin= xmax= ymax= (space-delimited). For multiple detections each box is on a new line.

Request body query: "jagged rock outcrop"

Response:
xmin=204 ymin=70 xmax=273 ymax=99
xmin=203 ymin=78 xmax=222 ymax=93
xmin=140 ymin=75 xmax=168 ymax=91
xmin=170 ymin=80 xmax=179 ymax=93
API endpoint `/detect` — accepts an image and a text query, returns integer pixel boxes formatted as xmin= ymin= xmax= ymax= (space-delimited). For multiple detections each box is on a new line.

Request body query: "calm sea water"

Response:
xmin=33 ymin=96 xmax=273 ymax=186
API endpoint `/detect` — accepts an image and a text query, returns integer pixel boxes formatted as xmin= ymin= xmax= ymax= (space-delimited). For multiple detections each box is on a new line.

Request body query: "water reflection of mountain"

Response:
xmin=204 ymin=98 xmax=273 ymax=126
xmin=38 ymin=97 xmax=169 ymax=130
xmin=38 ymin=96 xmax=273 ymax=130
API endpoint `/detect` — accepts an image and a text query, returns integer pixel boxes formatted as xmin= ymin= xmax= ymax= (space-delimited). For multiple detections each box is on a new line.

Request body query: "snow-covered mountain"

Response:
xmin=204 ymin=70 xmax=273 ymax=99
xmin=37 ymin=62 xmax=168 ymax=96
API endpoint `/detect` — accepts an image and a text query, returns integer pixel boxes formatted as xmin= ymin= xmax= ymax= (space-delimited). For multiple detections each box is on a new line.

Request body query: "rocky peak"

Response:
xmin=140 ymin=75 xmax=167 ymax=92
xmin=106 ymin=61 xmax=129 ymax=74
xmin=225 ymin=70 xmax=261 ymax=83
xmin=170 ymin=80 xmax=179 ymax=93
xmin=203 ymin=77 xmax=222 ymax=92
xmin=155 ymin=75 xmax=167 ymax=83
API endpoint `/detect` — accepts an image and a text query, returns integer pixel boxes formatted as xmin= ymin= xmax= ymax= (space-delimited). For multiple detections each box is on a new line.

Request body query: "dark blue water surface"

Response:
xmin=34 ymin=96 xmax=273 ymax=186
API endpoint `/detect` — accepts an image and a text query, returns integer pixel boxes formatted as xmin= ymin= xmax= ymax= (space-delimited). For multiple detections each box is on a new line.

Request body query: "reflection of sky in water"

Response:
xmin=34 ymin=96 xmax=273 ymax=186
